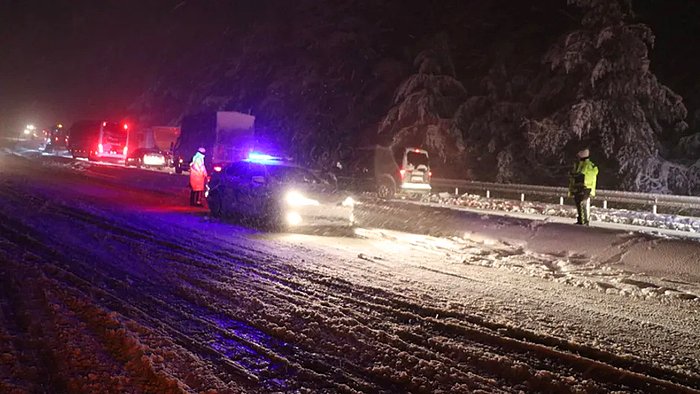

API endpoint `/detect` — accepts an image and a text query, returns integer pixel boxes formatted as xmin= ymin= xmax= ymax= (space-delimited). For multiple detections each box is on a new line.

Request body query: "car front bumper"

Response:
xmin=284 ymin=203 xmax=354 ymax=228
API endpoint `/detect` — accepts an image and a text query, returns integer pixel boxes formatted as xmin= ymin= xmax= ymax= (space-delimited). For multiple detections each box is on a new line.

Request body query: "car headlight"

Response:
xmin=285 ymin=190 xmax=319 ymax=206
xmin=341 ymin=196 xmax=355 ymax=207
xmin=286 ymin=212 xmax=303 ymax=226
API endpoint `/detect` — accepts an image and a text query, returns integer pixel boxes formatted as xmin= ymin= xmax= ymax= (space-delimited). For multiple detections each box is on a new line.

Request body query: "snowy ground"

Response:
xmin=1 ymin=146 xmax=699 ymax=392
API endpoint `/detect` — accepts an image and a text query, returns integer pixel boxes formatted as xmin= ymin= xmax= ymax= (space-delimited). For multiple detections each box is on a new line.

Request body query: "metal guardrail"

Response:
xmin=431 ymin=178 xmax=700 ymax=212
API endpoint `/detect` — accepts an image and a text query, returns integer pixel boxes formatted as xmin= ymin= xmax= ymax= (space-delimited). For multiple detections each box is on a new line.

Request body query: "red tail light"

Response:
xmin=428 ymin=171 xmax=432 ymax=178
xmin=213 ymin=165 xmax=222 ymax=172
xmin=98 ymin=143 xmax=104 ymax=153
xmin=399 ymin=169 xmax=406 ymax=179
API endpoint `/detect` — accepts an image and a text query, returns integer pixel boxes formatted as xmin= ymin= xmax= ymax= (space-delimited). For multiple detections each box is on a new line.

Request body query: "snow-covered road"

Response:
xmin=1 ymin=151 xmax=699 ymax=393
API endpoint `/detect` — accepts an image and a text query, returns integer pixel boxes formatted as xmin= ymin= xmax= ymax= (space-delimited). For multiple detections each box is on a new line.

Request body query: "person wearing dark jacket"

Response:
xmin=568 ymin=149 xmax=598 ymax=225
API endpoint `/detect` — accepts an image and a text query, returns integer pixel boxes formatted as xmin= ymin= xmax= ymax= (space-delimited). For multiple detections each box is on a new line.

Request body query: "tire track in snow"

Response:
xmin=0 ymin=204 xmax=267 ymax=392
xmin=204 ymin=230 xmax=700 ymax=393
xmin=0 ymin=183 xmax=528 ymax=392
xmin=178 ymin=243 xmax=676 ymax=385
xmin=0 ymin=187 xmax=391 ymax=392
xmin=269 ymin=266 xmax=700 ymax=392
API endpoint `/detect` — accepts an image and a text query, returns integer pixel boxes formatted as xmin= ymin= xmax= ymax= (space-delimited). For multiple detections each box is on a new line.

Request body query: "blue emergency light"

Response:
xmin=245 ymin=151 xmax=280 ymax=164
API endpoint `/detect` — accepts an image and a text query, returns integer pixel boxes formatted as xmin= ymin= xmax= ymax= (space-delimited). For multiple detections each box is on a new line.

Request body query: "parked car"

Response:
xmin=207 ymin=154 xmax=355 ymax=230
xmin=337 ymin=146 xmax=432 ymax=199
xmin=125 ymin=147 xmax=167 ymax=169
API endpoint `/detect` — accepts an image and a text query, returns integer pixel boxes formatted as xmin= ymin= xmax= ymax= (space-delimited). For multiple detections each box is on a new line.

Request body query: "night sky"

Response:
xmin=1 ymin=0 xmax=699 ymax=136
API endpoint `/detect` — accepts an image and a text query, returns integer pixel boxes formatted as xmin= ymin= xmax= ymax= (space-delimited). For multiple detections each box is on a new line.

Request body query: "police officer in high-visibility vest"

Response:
xmin=568 ymin=149 xmax=598 ymax=225
xmin=189 ymin=147 xmax=208 ymax=206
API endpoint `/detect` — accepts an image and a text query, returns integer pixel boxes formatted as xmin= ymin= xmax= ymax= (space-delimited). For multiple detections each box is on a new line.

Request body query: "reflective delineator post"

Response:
xmin=455 ymin=187 xmax=459 ymax=196
xmin=559 ymin=196 xmax=564 ymax=205
xmin=653 ymin=198 xmax=658 ymax=215
xmin=520 ymin=193 xmax=525 ymax=202
xmin=486 ymin=190 xmax=490 ymax=198
xmin=603 ymin=200 xmax=608 ymax=209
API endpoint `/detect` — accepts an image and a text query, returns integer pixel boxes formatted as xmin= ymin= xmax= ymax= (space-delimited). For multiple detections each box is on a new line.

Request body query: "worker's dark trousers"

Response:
xmin=190 ymin=190 xmax=203 ymax=206
xmin=574 ymin=190 xmax=591 ymax=225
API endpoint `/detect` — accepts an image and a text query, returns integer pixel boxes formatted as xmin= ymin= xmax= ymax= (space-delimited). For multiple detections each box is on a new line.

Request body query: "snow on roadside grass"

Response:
xmin=430 ymin=192 xmax=700 ymax=234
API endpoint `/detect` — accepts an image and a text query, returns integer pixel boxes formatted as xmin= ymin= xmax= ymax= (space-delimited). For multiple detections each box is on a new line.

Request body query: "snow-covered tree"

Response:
xmin=526 ymin=0 xmax=691 ymax=193
xmin=453 ymin=63 xmax=530 ymax=182
xmin=379 ymin=35 xmax=466 ymax=169
xmin=132 ymin=0 xmax=392 ymax=169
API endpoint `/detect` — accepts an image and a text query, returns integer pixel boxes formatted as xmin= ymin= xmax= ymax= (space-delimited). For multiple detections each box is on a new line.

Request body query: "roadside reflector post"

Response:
xmin=603 ymin=200 xmax=608 ymax=209
xmin=520 ymin=193 xmax=525 ymax=202
xmin=653 ymin=198 xmax=658 ymax=214
xmin=559 ymin=196 xmax=564 ymax=205
xmin=455 ymin=187 xmax=459 ymax=196
xmin=486 ymin=190 xmax=490 ymax=199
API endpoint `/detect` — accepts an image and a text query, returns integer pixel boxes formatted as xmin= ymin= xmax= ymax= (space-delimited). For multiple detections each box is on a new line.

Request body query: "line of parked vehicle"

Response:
xmin=35 ymin=111 xmax=434 ymax=231
xmin=38 ymin=121 xmax=177 ymax=170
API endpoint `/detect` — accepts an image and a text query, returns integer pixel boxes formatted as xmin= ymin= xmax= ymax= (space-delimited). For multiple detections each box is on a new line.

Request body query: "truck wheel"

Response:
xmin=377 ymin=178 xmax=395 ymax=200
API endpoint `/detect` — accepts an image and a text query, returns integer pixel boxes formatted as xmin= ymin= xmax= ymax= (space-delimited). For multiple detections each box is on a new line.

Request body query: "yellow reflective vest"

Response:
xmin=569 ymin=158 xmax=598 ymax=197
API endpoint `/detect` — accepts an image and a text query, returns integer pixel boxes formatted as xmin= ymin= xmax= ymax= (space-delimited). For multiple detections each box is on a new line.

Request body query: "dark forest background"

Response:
xmin=2 ymin=0 xmax=700 ymax=193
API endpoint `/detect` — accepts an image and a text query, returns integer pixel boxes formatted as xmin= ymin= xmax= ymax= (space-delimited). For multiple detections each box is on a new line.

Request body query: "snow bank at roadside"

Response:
xmin=354 ymin=227 xmax=700 ymax=303
xmin=429 ymin=192 xmax=700 ymax=234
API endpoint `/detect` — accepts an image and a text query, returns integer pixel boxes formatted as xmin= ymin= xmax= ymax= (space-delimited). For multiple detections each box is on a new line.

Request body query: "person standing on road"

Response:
xmin=569 ymin=148 xmax=598 ymax=225
xmin=189 ymin=147 xmax=208 ymax=206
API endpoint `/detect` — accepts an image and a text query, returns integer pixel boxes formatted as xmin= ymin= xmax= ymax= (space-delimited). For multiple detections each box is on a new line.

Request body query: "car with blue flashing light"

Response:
xmin=206 ymin=153 xmax=356 ymax=230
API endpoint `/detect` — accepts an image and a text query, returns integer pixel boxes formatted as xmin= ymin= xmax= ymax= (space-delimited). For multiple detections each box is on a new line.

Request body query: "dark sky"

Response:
xmin=0 ymin=0 xmax=177 ymax=134
xmin=1 ymin=0 xmax=699 ymax=136
xmin=635 ymin=0 xmax=700 ymax=117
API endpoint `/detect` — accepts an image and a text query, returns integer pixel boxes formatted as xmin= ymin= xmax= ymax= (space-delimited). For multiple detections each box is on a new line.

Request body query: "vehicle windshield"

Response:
xmin=406 ymin=151 xmax=429 ymax=168
xmin=266 ymin=165 xmax=324 ymax=184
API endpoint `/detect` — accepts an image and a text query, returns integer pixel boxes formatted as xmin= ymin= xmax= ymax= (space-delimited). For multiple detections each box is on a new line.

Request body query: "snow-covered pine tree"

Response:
xmin=453 ymin=63 xmax=529 ymax=182
xmin=526 ymin=0 xmax=692 ymax=193
xmin=379 ymin=35 xmax=466 ymax=170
